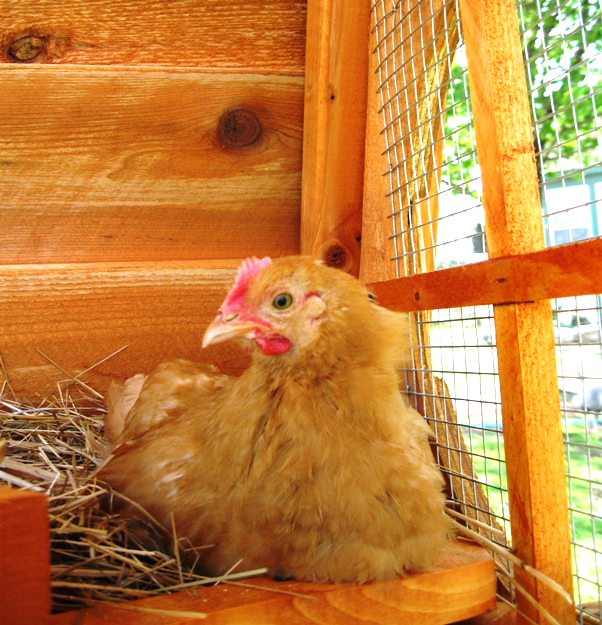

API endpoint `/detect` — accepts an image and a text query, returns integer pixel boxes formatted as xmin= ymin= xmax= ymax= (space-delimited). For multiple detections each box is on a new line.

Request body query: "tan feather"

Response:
xmin=104 ymin=374 xmax=147 ymax=446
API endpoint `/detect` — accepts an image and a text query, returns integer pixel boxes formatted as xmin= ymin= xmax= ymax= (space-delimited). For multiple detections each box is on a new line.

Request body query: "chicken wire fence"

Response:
xmin=371 ymin=0 xmax=602 ymax=621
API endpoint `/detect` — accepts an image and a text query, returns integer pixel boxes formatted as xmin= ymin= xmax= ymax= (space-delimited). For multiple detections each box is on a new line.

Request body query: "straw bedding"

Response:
xmin=0 ymin=380 xmax=264 ymax=613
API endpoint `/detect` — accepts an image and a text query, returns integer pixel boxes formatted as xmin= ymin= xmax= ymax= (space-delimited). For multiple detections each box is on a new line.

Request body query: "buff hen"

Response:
xmin=98 ymin=255 xmax=449 ymax=582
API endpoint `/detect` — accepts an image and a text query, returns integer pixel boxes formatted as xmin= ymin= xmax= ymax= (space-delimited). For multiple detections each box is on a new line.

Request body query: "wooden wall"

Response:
xmin=0 ymin=1 xmax=307 ymax=395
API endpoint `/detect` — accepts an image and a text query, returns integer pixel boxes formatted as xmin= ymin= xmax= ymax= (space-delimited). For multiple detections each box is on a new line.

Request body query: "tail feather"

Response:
xmin=104 ymin=374 xmax=147 ymax=448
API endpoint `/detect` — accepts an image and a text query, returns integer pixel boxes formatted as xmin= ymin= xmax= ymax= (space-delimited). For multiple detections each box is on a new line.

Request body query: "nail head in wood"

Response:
xmin=218 ymin=109 xmax=262 ymax=148
xmin=8 ymin=35 xmax=45 ymax=62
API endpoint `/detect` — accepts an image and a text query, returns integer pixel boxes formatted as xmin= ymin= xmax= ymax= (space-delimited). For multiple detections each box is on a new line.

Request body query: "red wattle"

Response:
xmin=255 ymin=334 xmax=292 ymax=355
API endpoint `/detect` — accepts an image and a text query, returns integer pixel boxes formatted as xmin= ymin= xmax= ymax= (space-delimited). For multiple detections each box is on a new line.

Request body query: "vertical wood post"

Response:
xmin=459 ymin=1 xmax=574 ymax=622
xmin=0 ymin=488 xmax=50 ymax=625
xmin=360 ymin=2 xmax=399 ymax=284
xmin=301 ymin=0 xmax=371 ymax=276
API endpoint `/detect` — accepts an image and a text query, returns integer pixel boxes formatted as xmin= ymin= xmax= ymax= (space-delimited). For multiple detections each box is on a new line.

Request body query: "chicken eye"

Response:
xmin=272 ymin=292 xmax=294 ymax=310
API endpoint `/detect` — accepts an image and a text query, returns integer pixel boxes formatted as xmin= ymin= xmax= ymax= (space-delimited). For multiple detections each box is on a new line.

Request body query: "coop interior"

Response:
xmin=1 ymin=0 xmax=601 ymax=624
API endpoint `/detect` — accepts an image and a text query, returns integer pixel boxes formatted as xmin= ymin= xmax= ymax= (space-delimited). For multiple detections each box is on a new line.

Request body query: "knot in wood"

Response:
xmin=8 ymin=36 xmax=45 ymax=62
xmin=218 ymin=109 xmax=262 ymax=148
xmin=324 ymin=245 xmax=348 ymax=270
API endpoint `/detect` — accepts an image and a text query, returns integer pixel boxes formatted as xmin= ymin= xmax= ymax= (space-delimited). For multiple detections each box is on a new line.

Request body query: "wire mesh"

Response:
xmin=518 ymin=0 xmax=602 ymax=248
xmin=517 ymin=0 xmax=602 ymax=619
xmin=371 ymin=0 xmax=602 ymax=619
xmin=371 ymin=0 xmax=507 ymax=547
xmin=373 ymin=0 xmax=486 ymax=277
xmin=555 ymin=294 xmax=602 ymax=621
xmin=403 ymin=306 xmax=510 ymax=537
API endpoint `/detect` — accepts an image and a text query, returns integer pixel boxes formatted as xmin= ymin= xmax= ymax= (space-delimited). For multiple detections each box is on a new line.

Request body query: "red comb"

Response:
xmin=220 ymin=256 xmax=272 ymax=313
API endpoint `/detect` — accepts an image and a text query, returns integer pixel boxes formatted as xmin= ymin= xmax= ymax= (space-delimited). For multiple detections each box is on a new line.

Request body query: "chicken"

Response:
xmin=98 ymin=255 xmax=450 ymax=583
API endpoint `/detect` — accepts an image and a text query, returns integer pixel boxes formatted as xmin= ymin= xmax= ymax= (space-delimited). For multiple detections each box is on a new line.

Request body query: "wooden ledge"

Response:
xmin=369 ymin=236 xmax=602 ymax=312
xmin=0 ymin=486 xmax=496 ymax=623
xmin=49 ymin=539 xmax=496 ymax=625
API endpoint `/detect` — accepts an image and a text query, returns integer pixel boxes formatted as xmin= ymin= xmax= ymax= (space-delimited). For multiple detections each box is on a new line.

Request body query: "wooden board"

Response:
xmin=0 ymin=68 xmax=303 ymax=264
xmin=0 ymin=0 xmax=307 ymax=72
xmin=369 ymin=236 xmax=602 ymax=311
xmin=300 ymin=0 xmax=369 ymax=275
xmin=465 ymin=602 xmax=517 ymax=625
xmin=0 ymin=261 xmax=252 ymax=397
xmin=47 ymin=539 xmax=496 ymax=624
xmin=360 ymin=52 xmax=399 ymax=285
xmin=459 ymin=1 xmax=575 ymax=622
xmin=0 ymin=488 xmax=50 ymax=625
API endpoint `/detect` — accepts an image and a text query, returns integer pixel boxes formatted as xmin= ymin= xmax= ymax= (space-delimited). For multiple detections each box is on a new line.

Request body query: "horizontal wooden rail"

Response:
xmin=368 ymin=236 xmax=602 ymax=312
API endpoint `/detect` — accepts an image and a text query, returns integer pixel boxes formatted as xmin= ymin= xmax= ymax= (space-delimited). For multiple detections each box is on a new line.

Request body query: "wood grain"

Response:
xmin=300 ymin=0 xmax=369 ymax=275
xmin=494 ymin=302 xmax=573 ymax=624
xmin=49 ymin=539 xmax=496 ymax=624
xmin=0 ymin=68 xmax=303 ymax=264
xmin=460 ymin=1 xmax=543 ymax=258
xmin=465 ymin=602 xmax=517 ymax=625
xmin=0 ymin=488 xmax=50 ymax=625
xmin=359 ymin=9 xmax=399 ymax=285
xmin=369 ymin=236 xmax=602 ymax=311
xmin=0 ymin=260 xmax=251 ymax=397
xmin=460 ymin=0 xmax=574 ymax=622
xmin=0 ymin=0 xmax=307 ymax=72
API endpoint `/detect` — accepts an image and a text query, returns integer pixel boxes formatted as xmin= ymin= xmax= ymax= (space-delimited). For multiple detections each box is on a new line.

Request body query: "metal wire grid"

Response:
xmin=371 ymin=0 xmax=602 ymax=618
xmin=371 ymin=0 xmax=507 ymax=535
xmin=403 ymin=306 xmax=510 ymax=537
xmin=554 ymin=294 xmax=602 ymax=618
xmin=372 ymin=0 xmax=486 ymax=277
xmin=517 ymin=0 xmax=602 ymax=247
xmin=517 ymin=0 xmax=602 ymax=617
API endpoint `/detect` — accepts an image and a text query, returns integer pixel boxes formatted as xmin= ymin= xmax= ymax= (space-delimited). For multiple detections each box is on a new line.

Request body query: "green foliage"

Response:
xmin=518 ymin=0 xmax=602 ymax=180
xmin=443 ymin=48 xmax=480 ymax=197
xmin=444 ymin=0 xmax=601 ymax=189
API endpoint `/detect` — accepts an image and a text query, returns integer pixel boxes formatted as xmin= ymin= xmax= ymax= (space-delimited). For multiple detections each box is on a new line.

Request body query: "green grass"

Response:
xmin=458 ymin=424 xmax=602 ymax=605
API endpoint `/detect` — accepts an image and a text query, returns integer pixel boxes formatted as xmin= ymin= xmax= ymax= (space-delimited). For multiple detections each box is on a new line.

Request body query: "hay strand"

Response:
xmin=0 ymin=384 xmax=267 ymax=613
xmin=35 ymin=349 xmax=103 ymax=399
xmin=448 ymin=518 xmax=574 ymax=606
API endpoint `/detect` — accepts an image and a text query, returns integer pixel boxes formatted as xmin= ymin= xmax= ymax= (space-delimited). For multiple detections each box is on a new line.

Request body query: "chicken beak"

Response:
xmin=202 ymin=314 xmax=261 ymax=349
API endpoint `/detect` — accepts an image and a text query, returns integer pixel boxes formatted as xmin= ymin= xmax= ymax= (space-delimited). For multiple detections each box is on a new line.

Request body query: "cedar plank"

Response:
xmin=0 ymin=488 xmax=50 ymax=625
xmin=49 ymin=540 xmax=495 ymax=624
xmin=0 ymin=69 xmax=302 ymax=264
xmin=1 ymin=0 xmax=306 ymax=72
xmin=0 ymin=260 xmax=250 ymax=397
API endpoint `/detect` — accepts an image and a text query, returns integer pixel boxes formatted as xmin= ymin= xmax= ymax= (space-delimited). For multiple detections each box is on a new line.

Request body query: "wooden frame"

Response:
xmin=300 ymin=0 xmax=369 ymax=275
xmin=1 ymin=0 xmax=598 ymax=623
